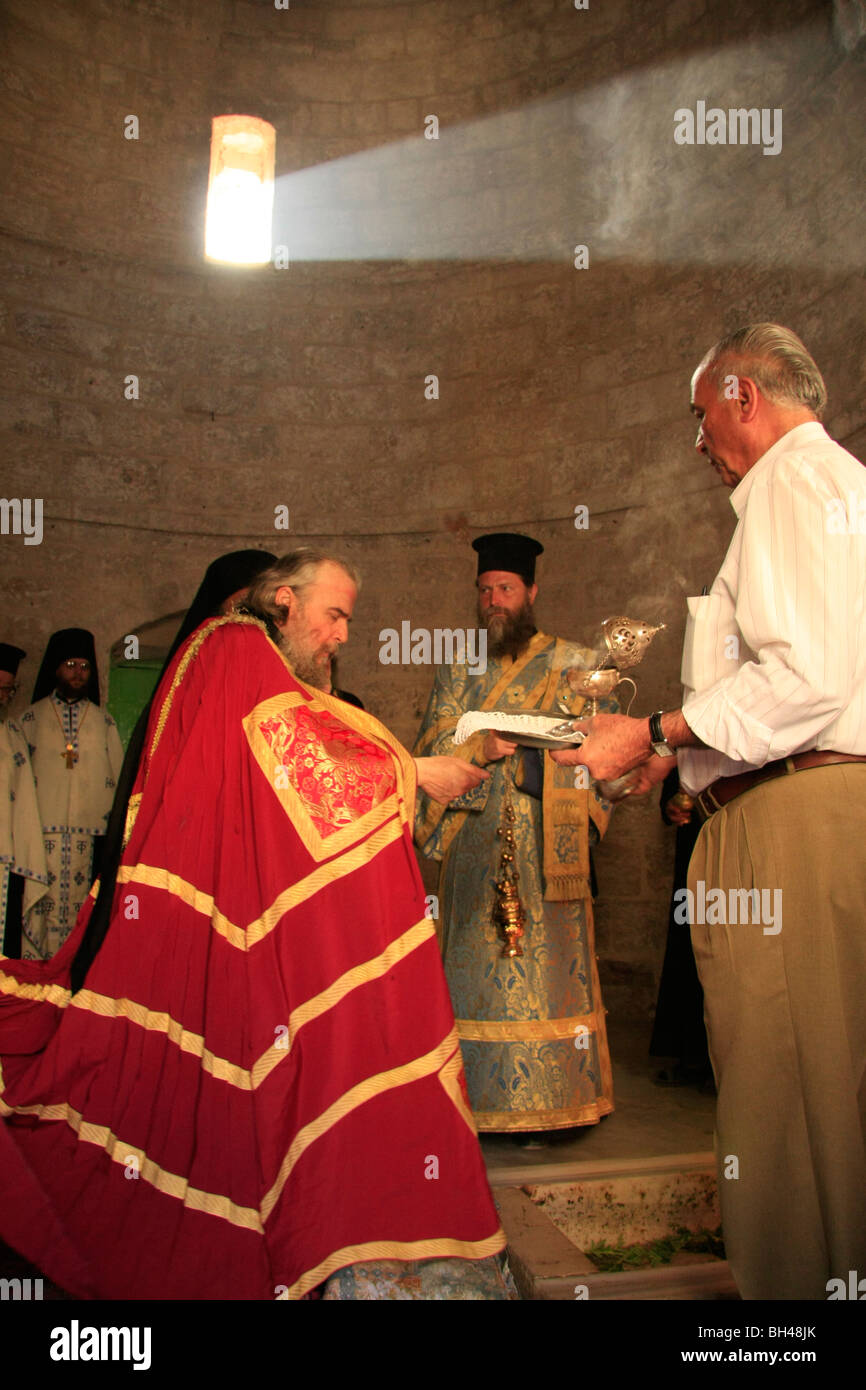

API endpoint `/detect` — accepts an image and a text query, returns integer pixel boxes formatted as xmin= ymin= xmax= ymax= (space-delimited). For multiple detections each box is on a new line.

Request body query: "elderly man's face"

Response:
xmin=690 ymin=368 xmax=752 ymax=489
xmin=275 ymin=562 xmax=357 ymax=691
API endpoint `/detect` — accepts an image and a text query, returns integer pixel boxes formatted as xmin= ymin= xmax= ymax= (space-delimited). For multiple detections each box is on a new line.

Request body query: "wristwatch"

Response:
xmin=649 ymin=710 xmax=676 ymax=758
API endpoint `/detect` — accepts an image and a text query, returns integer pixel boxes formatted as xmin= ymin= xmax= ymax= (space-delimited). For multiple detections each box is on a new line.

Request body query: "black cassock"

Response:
xmin=649 ymin=769 xmax=710 ymax=1076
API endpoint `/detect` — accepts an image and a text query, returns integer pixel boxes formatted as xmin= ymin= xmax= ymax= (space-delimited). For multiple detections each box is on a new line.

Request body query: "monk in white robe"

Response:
xmin=0 ymin=643 xmax=48 ymax=956
xmin=20 ymin=629 xmax=122 ymax=959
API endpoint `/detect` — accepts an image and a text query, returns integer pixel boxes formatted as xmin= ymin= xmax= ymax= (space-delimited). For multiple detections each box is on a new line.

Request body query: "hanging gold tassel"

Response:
xmin=493 ymin=763 xmax=526 ymax=958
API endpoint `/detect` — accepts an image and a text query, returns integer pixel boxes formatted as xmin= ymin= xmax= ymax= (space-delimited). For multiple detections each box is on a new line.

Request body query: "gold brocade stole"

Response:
xmin=535 ymin=644 xmax=592 ymax=902
xmin=418 ymin=634 xmax=597 ymax=901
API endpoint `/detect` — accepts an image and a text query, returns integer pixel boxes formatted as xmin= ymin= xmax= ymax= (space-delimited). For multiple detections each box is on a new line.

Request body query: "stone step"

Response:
xmin=494 ymin=1152 xmax=738 ymax=1301
xmin=486 ymin=1147 xmax=718 ymax=1189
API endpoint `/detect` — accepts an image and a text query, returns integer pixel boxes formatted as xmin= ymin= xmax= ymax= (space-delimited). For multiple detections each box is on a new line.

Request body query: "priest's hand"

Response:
xmin=414 ymin=756 xmax=490 ymax=803
xmin=482 ymin=732 xmax=519 ymax=762
xmin=549 ymin=712 xmax=653 ymax=781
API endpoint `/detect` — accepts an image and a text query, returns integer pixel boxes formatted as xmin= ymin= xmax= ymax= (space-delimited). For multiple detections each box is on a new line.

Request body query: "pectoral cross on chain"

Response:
xmin=64 ymin=743 xmax=76 ymax=769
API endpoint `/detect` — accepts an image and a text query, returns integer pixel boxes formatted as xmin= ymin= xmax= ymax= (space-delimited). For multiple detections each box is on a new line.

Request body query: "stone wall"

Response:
xmin=1 ymin=0 xmax=864 ymax=1020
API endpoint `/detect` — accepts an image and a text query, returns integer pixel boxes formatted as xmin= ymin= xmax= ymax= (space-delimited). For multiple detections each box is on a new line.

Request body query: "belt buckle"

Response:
xmin=696 ymin=785 xmax=723 ymax=821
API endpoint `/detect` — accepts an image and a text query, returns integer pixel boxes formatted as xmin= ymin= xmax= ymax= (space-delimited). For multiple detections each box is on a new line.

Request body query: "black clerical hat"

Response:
xmin=32 ymin=628 xmax=100 ymax=704
xmin=0 ymin=643 xmax=25 ymax=675
xmin=471 ymin=532 xmax=544 ymax=583
xmin=166 ymin=549 xmax=277 ymax=665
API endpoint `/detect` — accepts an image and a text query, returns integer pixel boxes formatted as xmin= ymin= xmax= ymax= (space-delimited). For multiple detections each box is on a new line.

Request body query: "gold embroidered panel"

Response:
xmin=243 ymin=693 xmax=400 ymax=861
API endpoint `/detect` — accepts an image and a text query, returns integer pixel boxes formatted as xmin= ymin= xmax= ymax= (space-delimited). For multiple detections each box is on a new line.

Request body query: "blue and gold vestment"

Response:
xmin=414 ymin=631 xmax=615 ymax=1131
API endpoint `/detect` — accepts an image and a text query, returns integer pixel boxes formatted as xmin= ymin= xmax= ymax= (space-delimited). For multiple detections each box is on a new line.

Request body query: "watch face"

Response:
xmin=652 ymin=742 xmax=675 ymax=758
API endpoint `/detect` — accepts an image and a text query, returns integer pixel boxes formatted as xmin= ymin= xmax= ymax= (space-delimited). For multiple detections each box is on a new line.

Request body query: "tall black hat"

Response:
xmin=164 ymin=549 xmax=277 ymax=666
xmin=0 ymin=643 xmax=25 ymax=675
xmin=32 ymin=628 xmax=100 ymax=704
xmin=471 ymin=532 xmax=544 ymax=583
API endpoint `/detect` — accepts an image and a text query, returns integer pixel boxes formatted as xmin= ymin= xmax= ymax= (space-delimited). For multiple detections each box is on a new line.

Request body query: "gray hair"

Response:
xmin=245 ymin=548 xmax=361 ymax=626
xmin=698 ymin=323 xmax=827 ymax=419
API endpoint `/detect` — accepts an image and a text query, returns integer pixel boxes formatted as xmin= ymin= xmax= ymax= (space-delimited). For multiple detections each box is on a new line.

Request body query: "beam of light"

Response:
xmin=269 ymin=22 xmax=860 ymax=269
xmin=205 ymin=116 xmax=275 ymax=265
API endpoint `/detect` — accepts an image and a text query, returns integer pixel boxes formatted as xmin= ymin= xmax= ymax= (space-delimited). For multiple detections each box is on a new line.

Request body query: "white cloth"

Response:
xmin=0 ymin=717 xmax=47 ymax=878
xmin=18 ymin=694 xmax=123 ymax=959
xmin=679 ymin=422 xmax=866 ymax=796
xmin=0 ymin=716 xmax=49 ymax=941
xmin=20 ymin=694 xmax=123 ymax=834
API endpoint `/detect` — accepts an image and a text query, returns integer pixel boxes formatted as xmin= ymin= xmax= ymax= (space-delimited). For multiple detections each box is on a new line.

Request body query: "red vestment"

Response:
xmin=0 ymin=617 xmax=504 ymax=1298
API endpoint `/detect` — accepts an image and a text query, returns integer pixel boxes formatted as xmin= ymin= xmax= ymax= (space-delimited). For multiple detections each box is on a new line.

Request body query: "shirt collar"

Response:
xmin=728 ymin=422 xmax=828 ymax=517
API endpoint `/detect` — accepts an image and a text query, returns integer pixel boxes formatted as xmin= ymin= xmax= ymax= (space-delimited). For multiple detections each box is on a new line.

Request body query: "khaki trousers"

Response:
xmin=689 ymin=764 xmax=866 ymax=1300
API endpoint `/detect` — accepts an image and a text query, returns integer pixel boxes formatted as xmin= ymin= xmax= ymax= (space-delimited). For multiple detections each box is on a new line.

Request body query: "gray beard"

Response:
xmin=275 ymin=630 xmax=332 ymax=691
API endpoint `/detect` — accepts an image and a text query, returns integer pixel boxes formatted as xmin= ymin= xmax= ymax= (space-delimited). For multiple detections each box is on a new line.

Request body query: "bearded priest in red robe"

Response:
xmin=0 ymin=550 xmax=507 ymax=1300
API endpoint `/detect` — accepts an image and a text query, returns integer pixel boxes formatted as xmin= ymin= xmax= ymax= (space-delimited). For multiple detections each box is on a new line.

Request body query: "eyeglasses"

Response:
xmin=0 ymin=683 xmax=17 ymax=695
xmin=61 ymin=660 xmax=91 ymax=672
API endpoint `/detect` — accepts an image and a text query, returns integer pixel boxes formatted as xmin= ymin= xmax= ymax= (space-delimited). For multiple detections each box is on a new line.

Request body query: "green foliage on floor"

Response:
xmin=586 ymin=1227 xmax=725 ymax=1272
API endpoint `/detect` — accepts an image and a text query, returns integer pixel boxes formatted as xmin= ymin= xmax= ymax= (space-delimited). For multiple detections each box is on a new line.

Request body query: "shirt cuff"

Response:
xmin=682 ymin=686 xmax=775 ymax=767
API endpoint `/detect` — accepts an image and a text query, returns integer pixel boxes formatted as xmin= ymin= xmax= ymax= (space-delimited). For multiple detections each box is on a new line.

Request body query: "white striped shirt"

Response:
xmin=679 ymin=422 xmax=866 ymax=796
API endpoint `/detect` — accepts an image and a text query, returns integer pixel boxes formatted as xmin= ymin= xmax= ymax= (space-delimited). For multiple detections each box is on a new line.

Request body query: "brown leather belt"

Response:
xmin=695 ymin=750 xmax=866 ymax=820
